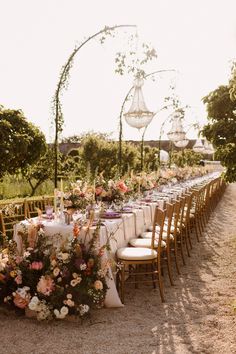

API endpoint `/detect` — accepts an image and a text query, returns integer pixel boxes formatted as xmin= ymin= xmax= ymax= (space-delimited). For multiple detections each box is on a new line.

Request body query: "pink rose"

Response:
xmin=37 ymin=275 xmax=55 ymax=296
xmin=116 ymin=181 xmax=128 ymax=193
xmin=30 ymin=261 xmax=43 ymax=270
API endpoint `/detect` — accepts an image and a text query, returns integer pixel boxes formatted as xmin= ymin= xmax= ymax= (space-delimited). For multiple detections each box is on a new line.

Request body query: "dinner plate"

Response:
xmin=100 ymin=213 xmax=121 ymax=219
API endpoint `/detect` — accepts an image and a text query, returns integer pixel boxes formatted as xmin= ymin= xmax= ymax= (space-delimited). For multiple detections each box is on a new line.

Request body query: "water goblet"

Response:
xmin=45 ymin=205 xmax=54 ymax=220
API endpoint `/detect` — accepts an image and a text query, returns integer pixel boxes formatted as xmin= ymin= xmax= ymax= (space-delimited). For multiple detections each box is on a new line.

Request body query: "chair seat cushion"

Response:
xmin=142 ymin=231 xmax=174 ymax=242
xmin=129 ymin=238 xmax=166 ymax=248
xmin=116 ymin=247 xmax=157 ymax=261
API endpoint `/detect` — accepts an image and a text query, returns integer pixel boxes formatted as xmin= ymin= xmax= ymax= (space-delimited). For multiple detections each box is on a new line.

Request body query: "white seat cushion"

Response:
xmin=129 ymin=238 xmax=166 ymax=248
xmin=142 ymin=231 xmax=156 ymax=239
xmin=162 ymin=233 xmax=174 ymax=241
xmin=142 ymin=231 xmax=173 ymax=241
xmin=116 ymin=247 xmax=157 ymax=261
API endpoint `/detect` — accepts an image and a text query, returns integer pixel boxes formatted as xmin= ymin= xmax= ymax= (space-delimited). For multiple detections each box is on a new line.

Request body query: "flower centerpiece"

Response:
xmin=0 ymin=219 xmax=109 ymax=321
xmin=63 ymin=180 xmax=94 ymax=212
xmin=95 ymin=176 xmax=129 ymax=207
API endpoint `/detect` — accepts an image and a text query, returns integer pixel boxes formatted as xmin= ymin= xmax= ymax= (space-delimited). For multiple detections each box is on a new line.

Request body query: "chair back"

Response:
xmin=0 ymin=201 xmax=27 ymax=239
xmin=182 ymin=192 xmax=194 ymax=227
xmin=25 ymin=196 xmax=54 ymax=218
xmin=172 ymin=200 xmax=181 ymax=238
xmin=151 ymin=207 xmax=166 ymax=251
xmin=165 ymin=202 xmax=175 ymax=243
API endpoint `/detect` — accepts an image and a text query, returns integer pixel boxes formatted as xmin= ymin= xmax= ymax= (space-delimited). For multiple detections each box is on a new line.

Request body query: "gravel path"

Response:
xmin=0 ymin=183 xmax=236 ymax=354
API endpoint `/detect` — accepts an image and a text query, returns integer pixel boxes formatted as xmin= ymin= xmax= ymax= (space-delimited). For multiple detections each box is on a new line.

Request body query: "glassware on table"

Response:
xmin=45 ymin=205 xmax=54 ymax=219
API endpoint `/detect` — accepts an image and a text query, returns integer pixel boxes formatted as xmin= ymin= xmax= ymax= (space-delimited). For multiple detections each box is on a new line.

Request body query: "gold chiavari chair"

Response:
xmin=132 ymin=203 xmax=175 ymax=286
xmin=0 ymin=201 xmax=27 ymax=240
xmin=25 ymin=196 xmax=54 ymax=218
xmin=116 ymin=207 xmax=166 ymax=303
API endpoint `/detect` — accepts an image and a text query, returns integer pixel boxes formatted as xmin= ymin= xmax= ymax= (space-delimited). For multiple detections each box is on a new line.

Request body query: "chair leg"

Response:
xmin=157 ymin=259 xmax=165 ymax=302
xmin=187 ymin=224 xmax=193 ymax=249
xmin=166 ymin=246 xmax=174 ymax=286
xmin=178 ymin=234 xmax=186 ymax=265
xmin=120 ymin=263 xmax=125 ymax=304
xmin=184 ymin=228 xmax=191 ymax=257
xmin=151 ymin=262 xmax=156 ymax=289
xmin=194 ymin=218 xmax=200 ymax=242
xmin=173 ymin=240 xmax=181 ymax=275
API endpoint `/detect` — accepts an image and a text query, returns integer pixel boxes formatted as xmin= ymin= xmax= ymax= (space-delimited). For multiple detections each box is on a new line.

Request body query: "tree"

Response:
xmin=63 ymin=133 xmax=140 ymax=180
xmin=202 ymin=85 xmax=236 ymax=182
xmin=0 ymin=106 xmax=47 ymax=178
xmin=171 ymin=149 xmax=203 ymax=168
xmin=23 ymin=148 xmax=54 ymax=196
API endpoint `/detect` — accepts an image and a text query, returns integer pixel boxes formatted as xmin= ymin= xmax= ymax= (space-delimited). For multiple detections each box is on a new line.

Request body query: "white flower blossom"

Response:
xmin=79 ymin=304 xmax=90 ymax=316
xmin=80 ymin=263 xmax=87 ymax=270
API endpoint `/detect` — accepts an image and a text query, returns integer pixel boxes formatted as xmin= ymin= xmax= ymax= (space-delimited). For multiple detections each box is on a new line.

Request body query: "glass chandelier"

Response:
xmin=124 ymin=77 xmax=154 ymax=130
xmin=193 ymin=138 xmax=205 ymax=153
xmin=167 ymin=110 xmax=186 ymax=142
xmin=174 ymin=138 xmax=189 ymax=148
xmin=203 ymin=140 xmax=215 ymax=154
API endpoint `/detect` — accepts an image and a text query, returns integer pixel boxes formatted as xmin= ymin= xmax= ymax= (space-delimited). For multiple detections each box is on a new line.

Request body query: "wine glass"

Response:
xmin=45 ymin=205 xmax=54 ymax=219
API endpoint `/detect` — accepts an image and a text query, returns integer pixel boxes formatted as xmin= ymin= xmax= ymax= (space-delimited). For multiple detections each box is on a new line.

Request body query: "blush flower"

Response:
xmin=116 ymin=181 xmax=128 ymax=193
xmin=37 ymin=275 xmax=55 ymax=296
xmin=30 ymin=261 xmax=43 ymax=270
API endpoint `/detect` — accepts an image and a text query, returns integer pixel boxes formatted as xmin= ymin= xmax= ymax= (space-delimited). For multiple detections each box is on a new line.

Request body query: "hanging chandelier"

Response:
xmin=167 ymin=110 xmax=186 ymax=142
xmin=193 ymin=138 xmax=205 ymax=153
xmin=174 ymin=138 xmax=189 ymax=148
xmin=124 ymin=77 xmax=154 ymax=130
xmin=203 ymin=140 xmax=215 ymax=154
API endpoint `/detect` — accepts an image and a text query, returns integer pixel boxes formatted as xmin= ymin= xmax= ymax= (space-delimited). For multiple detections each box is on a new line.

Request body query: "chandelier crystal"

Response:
xmin=124 ymin=78 xmax=154 ymax=130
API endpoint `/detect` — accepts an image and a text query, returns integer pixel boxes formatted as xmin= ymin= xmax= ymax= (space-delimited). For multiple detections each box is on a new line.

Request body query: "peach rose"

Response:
xmin=13 ymin=293 xmax=29 ymax=309
xmin=116 ymin=181 xmax=128 ymax=193
xmin=37 ymin=275 xmax=55 ymax=296
xmin=94 ymin=280 xmax=103 ymax=290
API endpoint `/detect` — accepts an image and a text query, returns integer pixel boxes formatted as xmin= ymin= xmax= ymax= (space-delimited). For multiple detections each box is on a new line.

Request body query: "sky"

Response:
xmin=0 ymin=0 xmax=236 ymax=143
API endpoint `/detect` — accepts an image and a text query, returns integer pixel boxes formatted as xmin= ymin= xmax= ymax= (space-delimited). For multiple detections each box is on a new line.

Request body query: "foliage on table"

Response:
xmin=0 ymin=220 xmax=109 ymax=321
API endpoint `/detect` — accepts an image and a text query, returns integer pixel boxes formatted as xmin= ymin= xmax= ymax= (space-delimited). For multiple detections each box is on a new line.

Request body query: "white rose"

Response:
xmin=29 ymin=296 xmax=40 ymax=311
xmin=60 ymin=306 xmax=69 ymax=316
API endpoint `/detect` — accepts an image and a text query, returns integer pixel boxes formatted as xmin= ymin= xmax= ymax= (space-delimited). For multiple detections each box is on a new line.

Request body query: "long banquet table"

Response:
xmin=13 ymin=172 xmax=220 ymax=308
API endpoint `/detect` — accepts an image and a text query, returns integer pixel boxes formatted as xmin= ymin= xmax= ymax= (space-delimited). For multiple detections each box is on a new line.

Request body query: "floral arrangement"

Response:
xmin=95 ymin=175 xmax=129 ymax=205
xmin=0 ymin=220 xmax=109 ymax=321
xmin=63 ymin=180 xmax=95 ymax=211
xmin=130 ymin=172 xmax=158 ymax=194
